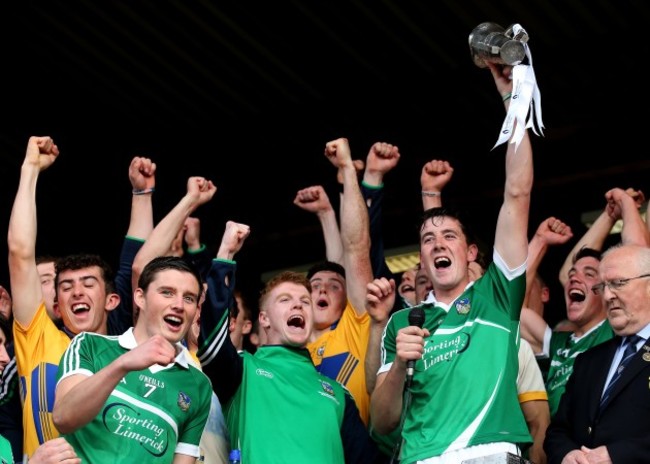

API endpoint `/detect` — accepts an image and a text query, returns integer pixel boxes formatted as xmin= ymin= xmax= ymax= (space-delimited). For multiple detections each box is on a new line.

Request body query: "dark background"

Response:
xmin=2 ymin=1 xmax=649 ymax=326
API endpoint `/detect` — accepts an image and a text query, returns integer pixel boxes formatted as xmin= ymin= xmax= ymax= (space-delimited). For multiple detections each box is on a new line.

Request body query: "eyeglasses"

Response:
xmin=591 ymin=273 xmax=650 ymax=295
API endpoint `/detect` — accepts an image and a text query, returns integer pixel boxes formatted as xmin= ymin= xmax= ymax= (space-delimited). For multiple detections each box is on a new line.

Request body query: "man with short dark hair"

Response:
xmin=8 ymin=137 xmax=155 ymax=459
xmin=53 ymin=256 xmax=212 ymax=464
xmin=371 ymin=62 xmax=535 ymax=463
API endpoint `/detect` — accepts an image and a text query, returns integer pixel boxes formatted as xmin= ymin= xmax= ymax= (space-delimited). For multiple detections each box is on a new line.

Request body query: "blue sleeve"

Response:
xmin=341 ymin=391 xmax=381 ymax=464
xmin=108 ymin=236 xmax=142 ymax=335
xmin=362 ymin=183 xmax=395 ymax=282
xmin=363 ymin=183 xmax=408 ymax=313
xmin=184 ymin=244 xmax=212 ymax=280
xmin=197 ymin=258 xmax=243 ymax=404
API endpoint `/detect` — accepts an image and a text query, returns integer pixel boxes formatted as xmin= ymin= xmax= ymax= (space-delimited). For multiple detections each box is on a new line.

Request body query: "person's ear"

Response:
xmin=104 ymin=292 xmax=121 ymax=312
xmin=53 ymin=301 xmax=62 ymax=319
xmin=467 ymin=243 xmax=479 ymax=262
xmin=259 ymin=311 xmax=271 ymax=329
xmin=541 ymin=286 xmax=550 ymax=304
xmin=131 ymin=288 xmax=145 ymax=315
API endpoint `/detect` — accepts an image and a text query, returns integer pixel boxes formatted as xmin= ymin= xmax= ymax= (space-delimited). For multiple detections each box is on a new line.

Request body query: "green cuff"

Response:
xmin=361 ymin=181 xmax=384 ymax=190
xmin=186 ymin=244 xmax=206 ymax=254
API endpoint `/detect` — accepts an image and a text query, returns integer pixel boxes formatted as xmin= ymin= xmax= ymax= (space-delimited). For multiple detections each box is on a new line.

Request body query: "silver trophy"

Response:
xmin=468 ymin=22 xmax=529 ymax=68
xmin=462 ymin=452 xmax=533 ymax=464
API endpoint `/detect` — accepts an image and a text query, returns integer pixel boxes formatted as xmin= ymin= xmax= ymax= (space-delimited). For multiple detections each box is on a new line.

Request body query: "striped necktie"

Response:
xmin=600 ymin=334 xmax=642 ymax=409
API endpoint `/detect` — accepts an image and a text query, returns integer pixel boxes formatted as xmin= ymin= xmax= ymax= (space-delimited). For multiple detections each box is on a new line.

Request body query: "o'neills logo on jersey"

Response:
xmin=256 ymin=368 xmax=274 ymax=379
xmin=139 ymin=374 xmax=165 ymax=389
xmin=104 ymin=403 xmax=170 ymax=457
xmin=422 ymin=333 xmax=470 ymax=369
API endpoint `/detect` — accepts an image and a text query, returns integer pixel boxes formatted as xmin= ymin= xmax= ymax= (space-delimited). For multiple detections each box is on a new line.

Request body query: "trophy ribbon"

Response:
xmin=492 ymin=31 xmax=544 ymax=151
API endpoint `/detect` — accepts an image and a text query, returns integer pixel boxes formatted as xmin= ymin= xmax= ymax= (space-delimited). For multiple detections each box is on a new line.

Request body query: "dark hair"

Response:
xmin=259 ymin=271 xmax=311 ymax=309
xmin=573 ymin=246 xmax=601 ymax=264
xmin=55 ymin=253 xmax=116 ymax=295
xmin=230 ymin=288 xmax=256 ymax=321
xmin=306 ymin=261 xmax=346 ymax=280
xmin=0 ymin=314 xmax=12 ymax=344
xmin=420 ymin=207 xmax=477 ymax=247
xmin=36 ymin=255 xmax=58 ymax=266
xmin=138 ymin=256 xmax=203 ymax=297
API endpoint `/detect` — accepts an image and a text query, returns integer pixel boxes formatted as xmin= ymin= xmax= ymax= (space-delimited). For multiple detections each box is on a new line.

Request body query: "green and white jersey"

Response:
xmin=546 ymin=319 xmax=613 ymax=416
xmin=379 ymin=255 xmax=531 ymax=463
xmin=57 ymin=329 xmax=212 ymax=464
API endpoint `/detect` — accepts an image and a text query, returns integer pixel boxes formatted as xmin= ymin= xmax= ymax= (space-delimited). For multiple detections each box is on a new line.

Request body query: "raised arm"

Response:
xmin=558 ymin=188 xmax=646 ymax=286
xmin=325 ymin=138 xmax=373 ymax=316
xmin=361 ymin=142 xmax=400 ymax=282
xmin=216 ymin=221 xmax=251 ymax=262
xmin=126 ymin=156 xmax=156 ymax=240
xmin=605 ymin=187 xmax=649 ymax=247
xmin=131 ymin=176 xmax=217 ymax=290
xmin=110 ymin=156 xmax=158 ymax=332
xmin=520 ymin=217 xmax=572 ymax=354
xmin=420 ymin=159 xmax=454 ymax=210
xmin=198 ymin=221 xmax=251 ymax=403
xmin=364 ymin=277 xmax=396 ymax=394
xmin=8 ymin=137 xmax=59 ymax=327
xmin=293 ymin=185 xmax=342 ymax=264
xmin=488 ymin=62 xmax=534 ymax=269
xmin=524 ymin=217 xmax=573 ymax=308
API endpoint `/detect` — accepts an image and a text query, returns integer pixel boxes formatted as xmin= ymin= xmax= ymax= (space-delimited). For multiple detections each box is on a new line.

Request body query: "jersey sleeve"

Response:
xmin=378 ymin=316 xmax=399 ymax=374
xmin=197 ymin=259 xmax=243 ymax=404
xmin=57 ymin=332 xmax=95 ymax=383
xmin=517 ymin=338 xmax=547 ymax=402
xmin=108 ymin=236 xmax=143 ymax=335
xmin=175 ymin=372 xmax=213 ymax=457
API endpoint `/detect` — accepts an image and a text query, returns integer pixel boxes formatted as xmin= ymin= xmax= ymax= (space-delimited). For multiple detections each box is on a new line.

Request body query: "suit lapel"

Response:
xmin=598 ymin=339 xmax=650 ymax=414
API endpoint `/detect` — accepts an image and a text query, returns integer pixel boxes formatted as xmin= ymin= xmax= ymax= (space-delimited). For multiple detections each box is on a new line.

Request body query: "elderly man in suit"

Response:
xmin=544 ymin=243 xmax=650 ymax=464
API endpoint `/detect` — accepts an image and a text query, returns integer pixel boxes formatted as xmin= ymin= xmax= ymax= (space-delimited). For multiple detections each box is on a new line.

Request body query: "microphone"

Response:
xmin=406 ymin=306 xmax=425 ymax=388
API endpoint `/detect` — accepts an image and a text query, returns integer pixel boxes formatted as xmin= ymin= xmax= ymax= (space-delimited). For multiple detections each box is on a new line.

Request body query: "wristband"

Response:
xmin=132 ymin=187 xmax=155 ymax=195
xmin=421 ymin=191 xmax=441 ymax=197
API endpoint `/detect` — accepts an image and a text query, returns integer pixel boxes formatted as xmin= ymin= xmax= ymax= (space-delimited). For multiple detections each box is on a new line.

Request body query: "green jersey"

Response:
xmin=379 ymin=258 xmax=531 ymax=462
xmin=0 ymin=435 xmax=13 ymax=464
xmin=225 ymin=346 xmax=348 ymax=464
xmin=57 ymin=329 xmax=212 ymax=464
xmin=546 ymin=319 xmax=613 ymax=416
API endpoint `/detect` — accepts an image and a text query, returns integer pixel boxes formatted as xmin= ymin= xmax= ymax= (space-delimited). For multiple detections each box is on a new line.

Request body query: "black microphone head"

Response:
xmin=408 ymin=306 xmax=425 ymax=328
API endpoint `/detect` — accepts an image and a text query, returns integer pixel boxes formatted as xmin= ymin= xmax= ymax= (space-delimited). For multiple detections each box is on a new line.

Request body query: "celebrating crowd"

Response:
xmin=1 ymin=59 xmax=649 ymax=464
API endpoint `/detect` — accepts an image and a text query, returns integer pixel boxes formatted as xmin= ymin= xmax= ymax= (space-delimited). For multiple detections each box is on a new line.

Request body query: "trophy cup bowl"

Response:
xmin=469 ymin=22 xmax=527 ymax=68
